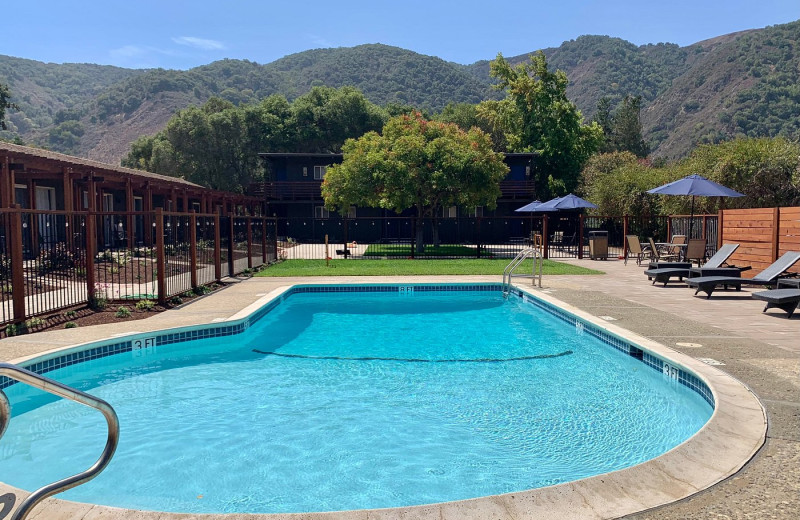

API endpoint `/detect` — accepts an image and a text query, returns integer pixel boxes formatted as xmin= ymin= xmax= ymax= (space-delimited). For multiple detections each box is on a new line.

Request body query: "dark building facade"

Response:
xmin=253 ymin=152 xmax=540 ymax=219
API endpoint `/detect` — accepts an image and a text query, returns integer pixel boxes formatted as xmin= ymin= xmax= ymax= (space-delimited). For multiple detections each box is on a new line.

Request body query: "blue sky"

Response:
xmin=5 ymin=1 xmax=798 ymax=69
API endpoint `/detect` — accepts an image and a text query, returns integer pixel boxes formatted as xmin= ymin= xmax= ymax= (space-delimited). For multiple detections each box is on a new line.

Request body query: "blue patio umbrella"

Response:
xmin=535 ymin=193 xmax=598 ymax=211
xmin=647 ymin=174 xmax=744 ymax=235
xmin=514 ymin=200 xmax=557 ymax=212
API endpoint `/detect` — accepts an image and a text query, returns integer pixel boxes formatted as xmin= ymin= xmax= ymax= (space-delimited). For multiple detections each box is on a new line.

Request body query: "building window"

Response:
xmin=442 ymin=206 xmax=457 ymax=218
xmin=303 ymin=167 xmax=308 ymax=177
xmin=347 ymin=206 xmax=356 ymax=218
xmin=314 ymin=206 xmax=330 ymax=218
xmin=313 ymin=165 xmax=327 ymax=180
xmin=469 ymin=206 xmax=484 ymax=217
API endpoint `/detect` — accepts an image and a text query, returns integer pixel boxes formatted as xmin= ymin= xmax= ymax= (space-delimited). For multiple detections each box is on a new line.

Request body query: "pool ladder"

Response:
xmin=503 ymin=236 xmax=544 ymax=297
xmin=0 ymin=362 xmax=120 ymax=520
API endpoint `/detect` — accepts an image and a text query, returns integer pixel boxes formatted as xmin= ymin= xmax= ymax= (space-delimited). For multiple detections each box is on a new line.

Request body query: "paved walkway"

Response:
xmin=0 ymin=260 xmax=797 ymax=519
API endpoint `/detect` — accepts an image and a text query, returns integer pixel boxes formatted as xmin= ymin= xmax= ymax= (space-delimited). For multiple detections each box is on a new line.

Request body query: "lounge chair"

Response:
xmin=644 ymin=243 xmax=740 ymax=286
xmin=686 ymin=251 xmax=800 ymax=298
xmin=624 ymin=235 xmax=647 ymax=266
xmin=751 ymin=289 xmax=800 ymax=318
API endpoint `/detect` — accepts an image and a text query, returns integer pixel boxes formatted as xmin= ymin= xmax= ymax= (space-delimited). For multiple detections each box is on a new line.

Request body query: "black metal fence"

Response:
xmin=1 ymin=207 xmax=277 ymax=330
xmin=275 ymin=214 xmax=718 ymax=261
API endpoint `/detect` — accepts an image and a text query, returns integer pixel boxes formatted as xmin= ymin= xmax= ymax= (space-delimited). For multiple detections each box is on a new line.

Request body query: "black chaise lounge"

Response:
xmin=686 ymin=251 xmax=800 ymax=298
xmin=644 ymin=242 xmax=740 ymax=286
xmin=751 ymin=289 xmax=800 ymax=318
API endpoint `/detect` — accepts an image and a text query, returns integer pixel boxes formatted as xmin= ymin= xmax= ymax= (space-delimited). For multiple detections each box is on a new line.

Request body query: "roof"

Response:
xmin=1 ymin=141 xmax=205 ymax=189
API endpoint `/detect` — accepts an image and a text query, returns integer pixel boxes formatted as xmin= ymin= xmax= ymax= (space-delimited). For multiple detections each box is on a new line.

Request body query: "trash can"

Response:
xmin=588 ymin=230 xmax=608 ymax=260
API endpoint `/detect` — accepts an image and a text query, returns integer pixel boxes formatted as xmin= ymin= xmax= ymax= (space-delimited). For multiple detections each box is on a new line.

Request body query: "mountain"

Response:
xmin=1 ymin=21 xmax=798 ymax=163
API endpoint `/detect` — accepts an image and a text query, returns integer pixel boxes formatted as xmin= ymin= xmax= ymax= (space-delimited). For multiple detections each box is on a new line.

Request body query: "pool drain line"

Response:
xmin=252 ymin=349 xmax=573 ymax=362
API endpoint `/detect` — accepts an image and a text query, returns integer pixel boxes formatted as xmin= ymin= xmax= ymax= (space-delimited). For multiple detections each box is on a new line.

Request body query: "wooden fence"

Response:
xmin=719 ymin=206 xmax=800 ymax=278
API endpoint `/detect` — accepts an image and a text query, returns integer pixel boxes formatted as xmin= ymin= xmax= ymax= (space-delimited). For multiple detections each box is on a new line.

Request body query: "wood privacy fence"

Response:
xmin=719 ymin=206 xmax=800 ymax=278
xmin=1 ymin=206 xmax=278 ymax=329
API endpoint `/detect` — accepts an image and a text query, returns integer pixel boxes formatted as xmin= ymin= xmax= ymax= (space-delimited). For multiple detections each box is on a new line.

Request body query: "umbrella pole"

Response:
xmin=689 ymin=195 xmax=695 ymax=238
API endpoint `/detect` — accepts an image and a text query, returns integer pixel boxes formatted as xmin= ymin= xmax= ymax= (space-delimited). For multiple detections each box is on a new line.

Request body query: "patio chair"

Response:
xmin=644 ymin=242 xmax=740 ymax=286
xmin=686 ymin=251 xmax=800 ymax=298
xmin=750 ymin=288 xmax=800 ymax=318
xmin=625 ymin=235 xmax=647 ymax=266
xmin=646 ymin=237 xmax=689 ymax=270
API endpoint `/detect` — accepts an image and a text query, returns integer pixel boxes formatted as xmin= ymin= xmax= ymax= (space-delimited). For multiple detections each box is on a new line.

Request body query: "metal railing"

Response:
xmin=503 ymin=238 xmax=544 ymax=296
xmin=0 ymin=362 xmax=120 ymax=520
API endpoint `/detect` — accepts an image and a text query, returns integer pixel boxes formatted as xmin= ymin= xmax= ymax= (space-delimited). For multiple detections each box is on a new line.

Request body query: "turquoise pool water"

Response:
xmin=0 ymin=287 xmax=712 ymax=514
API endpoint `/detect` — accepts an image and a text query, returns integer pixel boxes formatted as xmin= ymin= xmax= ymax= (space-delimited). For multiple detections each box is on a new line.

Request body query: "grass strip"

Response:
xmin=256 ymin=259 xmax=602 ymax=277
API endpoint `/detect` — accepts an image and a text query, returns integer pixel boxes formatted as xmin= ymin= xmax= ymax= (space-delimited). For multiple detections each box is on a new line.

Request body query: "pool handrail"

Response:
xmin=503 ymin=243 xmax=543 ymax=295
xmin=0 ymin=362 xmax=120 ymax=520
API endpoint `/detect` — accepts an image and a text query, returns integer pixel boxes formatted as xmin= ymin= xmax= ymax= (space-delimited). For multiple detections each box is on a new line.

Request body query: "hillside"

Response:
xmin=1 ymin=20 xmax=798 ymax=163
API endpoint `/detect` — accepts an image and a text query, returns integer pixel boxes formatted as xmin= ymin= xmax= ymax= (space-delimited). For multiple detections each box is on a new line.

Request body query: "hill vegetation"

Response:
xmin=1 ymin=20 xmax=798 ymax=163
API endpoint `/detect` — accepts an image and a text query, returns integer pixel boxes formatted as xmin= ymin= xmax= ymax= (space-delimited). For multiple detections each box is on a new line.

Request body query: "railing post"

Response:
xmin=214 ymin=210 xmax=221 ymax=282
xmin=578 ymin=214 xmax=584 ymax=259
xmin=155 ymin=208 xmax=166 ymax=305
xmin=262 ymin=218 xmax=268 ymax=264
xmin=228 ymin=213 xmax=235 ymax=276
xmin=702 ymin=215 xmax=707 ymax=241
xmin=246 ymin=217 xmax=253 ymax=269
xmin=476 ymin=217 xmax=482 ymax=259
xmin=542 ymin=214 xmax=549 ymax=259
xmin=85 ymin=211 xmax=97 ymax=308
xmin=272 ymin=218 xmax=279 ymax=263
xmin=666 ymin=215 xmax=672 ymax=242
xmin=622 ymin=214 xmax=629 ymax=258
xmin=9 ymin=206 xmax=26 ymax=324
xmin=189 ymin=211 xmax=197 ymax=290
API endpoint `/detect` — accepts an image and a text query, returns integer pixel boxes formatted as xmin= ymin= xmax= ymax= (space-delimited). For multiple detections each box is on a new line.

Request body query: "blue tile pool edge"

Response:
xmin=1 ymin=282 xmax=714 ymax=411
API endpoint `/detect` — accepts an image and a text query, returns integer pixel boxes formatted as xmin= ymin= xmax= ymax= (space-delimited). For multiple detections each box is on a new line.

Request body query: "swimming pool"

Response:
xmin=1 ymin=284 xmax=716 ymax=515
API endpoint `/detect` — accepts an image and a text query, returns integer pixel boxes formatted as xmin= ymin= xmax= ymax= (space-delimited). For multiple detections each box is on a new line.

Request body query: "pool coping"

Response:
xmin=0 ymin=282 xmax=767 ymax=520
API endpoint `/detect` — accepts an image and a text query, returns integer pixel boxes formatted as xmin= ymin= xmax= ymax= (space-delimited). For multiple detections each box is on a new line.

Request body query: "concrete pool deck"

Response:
xmin=0 ymin=258 xmax=796 ymax=519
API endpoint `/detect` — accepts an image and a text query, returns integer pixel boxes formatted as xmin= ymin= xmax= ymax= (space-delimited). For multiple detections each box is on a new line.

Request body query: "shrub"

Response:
xmin=115 ymin=306 xmax=131 ymax=318
xmin=193 ymin=285 xmax=212 ymax=296
xmin=65 ymin=321 xmax=78 ymax=328
xmin=4 ymin=323 xmax=24 ymax=336
xmin=37 ymin=243 xmax=77 ymax=273
xmin=169 ymin=295 xmax=183 ymax=305
xmin=135 ymin=299 xmax=155 ymax=311
xmin=90 ymin=283 xmax=110 ymax=310
xmin=64 ymin=310 xmax=77 ymax=319
xmin=25 ymin=317 xmax=45 ymax=328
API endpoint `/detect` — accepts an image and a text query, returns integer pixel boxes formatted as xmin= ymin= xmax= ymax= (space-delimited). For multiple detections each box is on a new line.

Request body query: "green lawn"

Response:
xmin=363 ymin=244 xmax=484 ymax=257
xmin=256 ymin=259 xmax=602 ymax=277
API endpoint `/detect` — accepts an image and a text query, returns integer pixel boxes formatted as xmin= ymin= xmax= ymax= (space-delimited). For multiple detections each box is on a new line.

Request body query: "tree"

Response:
xmin=322 ymin=112 xmax=509 ymax=252
xmin=290 ymin=86 xmax=387 ymax=153
xmin=594 ymin=95 xmax=649 ymax=157
xmin=434 ymin=102 xmax=508 ymax=151
xmin=613 ymin=95 xmax=649 ymax=158
xmin=593 ymin=97 xmax=615 ymax=153
xmin=481 ymin=52 xmax=603 ymax=197
xmin=0 ymin=83 xmax=19 ymax=131
xmin=122 ymin=87 xmax=384 ymax=192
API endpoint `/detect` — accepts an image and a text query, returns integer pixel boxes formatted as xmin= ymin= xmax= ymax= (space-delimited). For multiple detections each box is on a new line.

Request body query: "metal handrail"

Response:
xmin=0 ymin=362 xmax=120 ymax=520
xmin=503 ymin=241 xmax=543 ymax=296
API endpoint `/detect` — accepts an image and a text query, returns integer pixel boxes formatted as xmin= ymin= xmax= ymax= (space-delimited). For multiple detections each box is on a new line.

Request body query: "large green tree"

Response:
xmin=291 ymin=86 xmax=387 ymax=153
xmin=122 ymin=87 xmax=386 ymax=192
xmin=322 ymin=112 xmax=509 ymax=252
xmin=480 ymin=52 xmax=602 ymax=197
xmin=1 ymin=83 xmax=19 ymax=131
